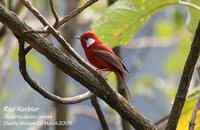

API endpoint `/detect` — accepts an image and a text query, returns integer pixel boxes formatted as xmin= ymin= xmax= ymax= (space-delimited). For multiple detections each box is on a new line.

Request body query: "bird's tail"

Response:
xmin=118 ymin=72 xmax=133 ymax=104
xmin=123 ymin=77 xmax=133 ymax=103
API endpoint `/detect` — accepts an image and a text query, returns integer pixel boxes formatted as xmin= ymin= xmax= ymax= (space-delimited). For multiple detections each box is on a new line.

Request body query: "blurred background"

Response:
xmin=0 ymin=0 xmax=200 ymax=130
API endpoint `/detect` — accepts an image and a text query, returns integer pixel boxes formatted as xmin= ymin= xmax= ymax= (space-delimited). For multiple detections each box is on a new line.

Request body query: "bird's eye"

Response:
xmin=84 ymin=37 xmax=88 ymax=41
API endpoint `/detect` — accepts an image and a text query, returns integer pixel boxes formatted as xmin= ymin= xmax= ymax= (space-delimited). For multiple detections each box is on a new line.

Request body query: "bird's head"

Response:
xmin=75 ymin=31 xmax=101 ymax=49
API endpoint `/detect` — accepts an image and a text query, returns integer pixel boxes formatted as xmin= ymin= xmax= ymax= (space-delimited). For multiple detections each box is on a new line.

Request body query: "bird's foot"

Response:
xmin=96 ymin=69 xmax=111 ymax=81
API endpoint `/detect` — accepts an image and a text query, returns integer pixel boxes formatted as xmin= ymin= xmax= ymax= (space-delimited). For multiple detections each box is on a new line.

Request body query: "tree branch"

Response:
xmin=17 ymin=38 xmax=94 ymax=104
xmin=166 ymin=20 xmax=200 ymax=130
xmin=91 ymin=97 xmax=109 ymax=130
xmin=20 ymin=0 xmax=100 ymax=78
xmin=0 ymin=5 xmax=157 ymax=130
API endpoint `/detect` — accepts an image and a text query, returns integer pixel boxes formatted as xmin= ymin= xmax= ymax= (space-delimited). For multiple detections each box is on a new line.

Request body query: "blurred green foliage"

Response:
xmin=12 ymin=47 xmax=44 ymax=76
xmin=154 ymin=20 xmax=174 ymax=38
xmin=165 ymin=30 xmax=192 ymax=76
xmin=131 ymin=75 xmax=156 ymax=99
xmin=0 ymin=88 xmax=9 ymax=102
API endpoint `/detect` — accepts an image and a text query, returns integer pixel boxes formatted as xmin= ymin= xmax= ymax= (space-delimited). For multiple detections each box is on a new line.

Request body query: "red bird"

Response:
xmin=75 ymin=31 xmax=132 ymax=102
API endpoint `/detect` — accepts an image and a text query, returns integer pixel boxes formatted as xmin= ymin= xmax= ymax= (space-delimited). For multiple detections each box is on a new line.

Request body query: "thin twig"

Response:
xmin=196 ymin=65 xmax=200 ymax=78
xmin=24 ymin=46 xmax=32 ymax=54
xmin=44 ymin=0 xmax=98 ymax=37
xmin=20 ymin=0 xmax=107 ymax=86
xmin=166 ymin=20 xmax=200 ymax=130
xmin=55 ymin=0 xmax=98 ymax=29
xmin=189 ymin=65 xmax=200 ymax=130
xmin=154 ymin=114 xmax=169 ymax=126
xmin=91 ymin=97 xmax=109 ymax=130
xmin=20 ymin=0 xmax=48 ymax=26
xmin=49 ymin=0 xmax=59 ymax=27
xmin=189 ymin=94 xmax=200 ymax=130
xmin=17 ymin=37 xmax=94 ymax=104
xmin=71 ymin=105 xmax=120 ymax=125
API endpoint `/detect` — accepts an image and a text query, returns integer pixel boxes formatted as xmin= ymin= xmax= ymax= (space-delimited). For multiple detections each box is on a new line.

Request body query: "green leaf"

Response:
xmin=177 ymin=86 xmax=200 ymax=130
xmin=92 ymin=0 xmax=179 ymax=48
xmin=187 ymin=0 xmax=200 ymax=34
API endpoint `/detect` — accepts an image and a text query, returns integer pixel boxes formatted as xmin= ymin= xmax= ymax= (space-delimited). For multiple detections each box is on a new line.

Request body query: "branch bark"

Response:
xmin=0 ymin=5 xmax=157 ymax=130
xmin=17 ymin=39 xmax=94 ymax=104
xmin=166 ymin=20 xmax=200 ymax=130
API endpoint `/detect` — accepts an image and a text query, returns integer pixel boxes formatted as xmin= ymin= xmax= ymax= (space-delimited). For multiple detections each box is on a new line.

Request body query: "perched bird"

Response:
xmin=75 ymin=31 xmax=132 ymax=102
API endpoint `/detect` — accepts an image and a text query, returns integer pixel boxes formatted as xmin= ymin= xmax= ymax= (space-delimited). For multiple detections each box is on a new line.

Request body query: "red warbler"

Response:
xmin=75 ymin=31 xmax=132 ymax=102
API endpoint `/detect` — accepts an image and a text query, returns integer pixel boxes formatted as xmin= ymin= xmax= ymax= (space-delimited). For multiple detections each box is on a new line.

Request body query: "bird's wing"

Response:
xmin=116 ymin=56 xmax=131 ymax=74
xmin=93 ymin=49 xmax=125 ymax=73
xmin=93 ymin=44 xmax=130 ymax=73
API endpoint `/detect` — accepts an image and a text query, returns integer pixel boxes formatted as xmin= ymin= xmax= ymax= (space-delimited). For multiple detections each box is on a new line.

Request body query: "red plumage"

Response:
xmin=76 ymin=31 xmax=132 ymax=102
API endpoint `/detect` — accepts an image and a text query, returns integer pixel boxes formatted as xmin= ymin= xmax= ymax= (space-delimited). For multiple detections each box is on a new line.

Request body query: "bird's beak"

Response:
xmin=74 ymin=36 xmax=81 ymax=40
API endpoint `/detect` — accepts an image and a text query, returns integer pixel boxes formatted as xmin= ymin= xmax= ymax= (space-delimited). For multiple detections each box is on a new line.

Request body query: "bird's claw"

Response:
xmin=96 ymin=69 xmax=108 ymax=80
xmin=103 ymin=77 xmax=108 ymax=81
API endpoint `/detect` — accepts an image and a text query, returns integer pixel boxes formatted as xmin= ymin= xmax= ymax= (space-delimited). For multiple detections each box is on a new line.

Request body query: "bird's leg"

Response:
xmin=96 ymin=69 xmax=111 ymax=80
xmin=103 ymin=71 xmax=112 ymax=78
xmin=96 ymin=68 xmax=109 ymax=74
xmin=96 ymin=68 xmax=103 ymax=75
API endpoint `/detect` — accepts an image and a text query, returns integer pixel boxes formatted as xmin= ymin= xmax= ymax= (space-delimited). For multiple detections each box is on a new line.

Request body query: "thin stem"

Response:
xmin=189 ymin=94 xmax=200 ymax=130
xmin=55 ymin=0 xmax=98 ymax=29
xmin=91 ymin=97 xmax=109 ymax=130
xmin=49 ymin=0 xmax=59 ymax=27
xmin=43 ymin=0 xmax=98 ymax=37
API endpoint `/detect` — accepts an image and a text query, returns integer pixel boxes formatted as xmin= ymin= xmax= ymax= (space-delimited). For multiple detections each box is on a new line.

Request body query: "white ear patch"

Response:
xmin=86 ymin=38 xmax=95 ymax=47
